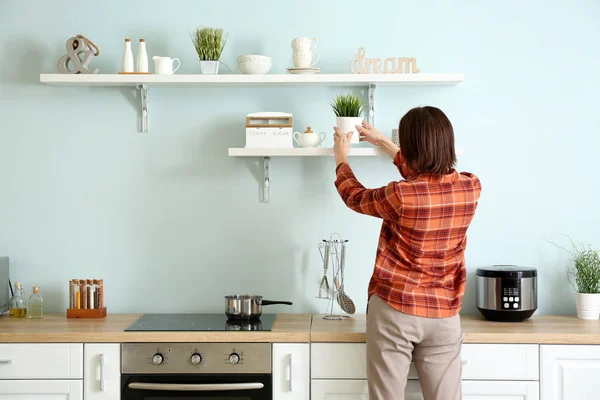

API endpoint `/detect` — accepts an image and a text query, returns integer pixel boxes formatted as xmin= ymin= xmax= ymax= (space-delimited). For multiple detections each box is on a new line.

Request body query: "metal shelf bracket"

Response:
xmin=368 ymin=83 xmax=376 ymax=126
xmin=137 ymin=84 xmax=149 ymax=132
xmin=263 ymin=157 xmax=271 ymax=203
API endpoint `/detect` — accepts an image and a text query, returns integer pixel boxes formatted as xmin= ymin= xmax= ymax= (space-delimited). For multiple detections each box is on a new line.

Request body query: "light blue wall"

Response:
xmin=1 ymin=0 xmax=599 ymax=315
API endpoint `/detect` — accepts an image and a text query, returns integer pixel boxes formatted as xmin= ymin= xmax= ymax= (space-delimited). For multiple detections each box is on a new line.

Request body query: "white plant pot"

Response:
xmin=336 ymin=117 xmax=363 ymax=144
xmin=575 ymin=293 xmax=600 ymax=320
xmin=200 ymin=60 xmax=219 ymax=74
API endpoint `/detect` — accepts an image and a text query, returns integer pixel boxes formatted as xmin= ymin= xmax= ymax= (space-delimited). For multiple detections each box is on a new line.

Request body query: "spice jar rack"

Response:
xmin=66 ymin=279 xmax=107 ymax=318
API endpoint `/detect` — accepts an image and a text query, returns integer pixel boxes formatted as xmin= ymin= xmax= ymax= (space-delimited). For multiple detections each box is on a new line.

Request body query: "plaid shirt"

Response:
xmin=335 ymin=151 xmax=481 ymax=318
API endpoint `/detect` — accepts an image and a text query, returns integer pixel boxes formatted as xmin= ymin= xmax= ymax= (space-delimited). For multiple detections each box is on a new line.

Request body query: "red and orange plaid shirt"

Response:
xmin=335 ymin=151 xmax=481 ymax=318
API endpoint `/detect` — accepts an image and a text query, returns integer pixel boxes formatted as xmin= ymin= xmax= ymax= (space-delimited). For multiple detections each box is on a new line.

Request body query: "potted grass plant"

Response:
xmin=191 ymin=27 xmax=227 ymax=74
xmin=554 ymin=237 xmax=600 ymax=319
xmin=330 ymin=93 xmax=365 ymax=144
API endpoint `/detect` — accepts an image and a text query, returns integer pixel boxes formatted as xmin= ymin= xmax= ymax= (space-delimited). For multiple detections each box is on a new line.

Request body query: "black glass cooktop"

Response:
xmin=125 ymin=313 xmax=276 ymax=332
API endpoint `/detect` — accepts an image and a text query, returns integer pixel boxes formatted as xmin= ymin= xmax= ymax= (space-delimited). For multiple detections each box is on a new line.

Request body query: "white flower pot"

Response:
xmin=200 ymin=60 xmax=219 ymax=74
xmin=336 ymin=117 xmax=362 ymax=144
xmin=575 ymin=293 xmax=600 ymax=320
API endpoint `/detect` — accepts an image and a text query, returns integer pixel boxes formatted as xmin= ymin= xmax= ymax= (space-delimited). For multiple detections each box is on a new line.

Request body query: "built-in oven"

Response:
xmin=122 ymin=343 xmax=272 ymax=400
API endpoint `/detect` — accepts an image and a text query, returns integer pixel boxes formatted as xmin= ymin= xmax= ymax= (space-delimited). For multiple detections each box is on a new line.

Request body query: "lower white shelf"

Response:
xmin=228 ymin=147 xmax=464 ymax=157
xmin=228 ymin=147 xmax=384 ymax=157
xmin=230 ymin=147 xmax=465 ymax=204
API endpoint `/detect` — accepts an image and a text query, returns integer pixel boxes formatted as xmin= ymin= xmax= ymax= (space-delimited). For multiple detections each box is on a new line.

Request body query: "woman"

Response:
xmin=333 ymin=106 xmax=481 ymax=400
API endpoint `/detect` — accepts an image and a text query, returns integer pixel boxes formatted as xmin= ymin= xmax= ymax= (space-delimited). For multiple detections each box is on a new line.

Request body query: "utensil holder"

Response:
xmin=317 ymin=233 xmax=351 ymax=320
xmin=66 ymin=307 xmax=107 ymax=318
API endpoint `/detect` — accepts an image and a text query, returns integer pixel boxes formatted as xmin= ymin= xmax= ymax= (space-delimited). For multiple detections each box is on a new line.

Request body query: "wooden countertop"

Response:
xmin=311 ymin=314 xmax=600 ymax=344
xmin=0 ymin=314 xmax=312 ymax=343
xmin=3 ymin=313 xmax=600 ymax=344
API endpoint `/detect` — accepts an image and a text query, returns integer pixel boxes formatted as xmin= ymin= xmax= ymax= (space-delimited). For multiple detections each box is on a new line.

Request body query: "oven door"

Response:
xmin=122 ymin=374 xmax=272 ymax=400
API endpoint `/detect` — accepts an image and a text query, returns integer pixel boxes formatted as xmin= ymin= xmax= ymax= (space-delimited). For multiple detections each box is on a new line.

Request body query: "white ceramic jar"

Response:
xmin=293 ymin=127 xmax=325 ymax=148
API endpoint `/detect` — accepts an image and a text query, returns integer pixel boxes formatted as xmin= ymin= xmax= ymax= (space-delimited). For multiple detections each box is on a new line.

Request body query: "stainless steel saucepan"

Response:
xmin=225 ymin=295 xmax=292 ymax=320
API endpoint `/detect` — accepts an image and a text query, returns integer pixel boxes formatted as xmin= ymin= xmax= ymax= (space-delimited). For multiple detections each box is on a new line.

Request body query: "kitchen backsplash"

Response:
xmin=1 ymin=0 xmax=599 ymax=315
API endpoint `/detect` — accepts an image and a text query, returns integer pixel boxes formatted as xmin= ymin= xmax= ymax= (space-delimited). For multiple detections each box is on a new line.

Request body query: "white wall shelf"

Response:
xmin=40 ymin=73 xmax=463 ymax=133
xmin=230 ymin=147 xmax=464 ymax=202
xmin=40 ymin=72 xmax=465 ymax=203
xmin=228 ymin=147 xmax=385 ymax=157
xmin=40 ymin=73 xmax=463 ymax=87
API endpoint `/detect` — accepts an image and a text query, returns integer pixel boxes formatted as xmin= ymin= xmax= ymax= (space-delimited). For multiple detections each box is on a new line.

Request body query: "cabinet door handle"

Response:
xmin=99 ymin=354 xmax=105 ymax=392
xmin=0 ymin=359 xmax=12 ymax=364
xmin=287 ymin=354 xmax=293 ymax=392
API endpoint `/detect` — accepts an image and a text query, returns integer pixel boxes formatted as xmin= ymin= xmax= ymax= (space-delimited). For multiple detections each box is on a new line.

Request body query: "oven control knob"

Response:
xmin=190 ymin=353 xmax=202 ymax=365
xmin=228 ymin=353 xmax=240 ymax=364
xmin=152 ymin=353 xmax=164 ymax=365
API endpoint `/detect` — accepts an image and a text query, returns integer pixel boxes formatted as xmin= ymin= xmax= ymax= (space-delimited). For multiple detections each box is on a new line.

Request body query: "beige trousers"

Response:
xmin=367 ymin=295 xmax=462 ymax=400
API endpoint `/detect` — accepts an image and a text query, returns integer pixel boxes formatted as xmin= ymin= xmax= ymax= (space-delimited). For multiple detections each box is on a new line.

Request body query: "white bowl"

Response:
xmin=237 ymin=55 xmax=272 ymax=74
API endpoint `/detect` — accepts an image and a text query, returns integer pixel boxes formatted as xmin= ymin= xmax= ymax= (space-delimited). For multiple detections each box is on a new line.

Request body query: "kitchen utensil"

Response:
xmin=338 ymin=241 xmax=356 ymax=314
xmin=293 ymin=51 xmax=319 ymax=68
xmin=237 ymin=55 xmax=272 ymax=74
xmin=292 ymin=37 xmax=318 ymax=52
xmin=476 ymin=265 xmax=537 ymax=322
xmin=225 ymin=295 xmax=292 ymax=320
xmin=317 ymin=242 xmax=331 ymax=299
xmin=335 ymin=279 xmax=355 ymax=315
xmin=286 ymin=67 xmax=321 ymax=75
xmin=152 ymin=56 xmax=181 ymax=74
xmin=294 ymin=126 xmax=326 ymax=148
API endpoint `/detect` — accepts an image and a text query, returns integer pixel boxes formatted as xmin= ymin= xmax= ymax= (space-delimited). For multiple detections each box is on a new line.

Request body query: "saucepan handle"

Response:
xmin=261 ymin=300 xmax=293 ymax=306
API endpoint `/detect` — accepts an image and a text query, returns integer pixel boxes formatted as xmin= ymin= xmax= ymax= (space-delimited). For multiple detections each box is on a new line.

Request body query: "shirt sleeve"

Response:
xmin=334 ymin=163 xmax=402 ymax=219
xmin=393 ymin=151 xmax=413 ymax=179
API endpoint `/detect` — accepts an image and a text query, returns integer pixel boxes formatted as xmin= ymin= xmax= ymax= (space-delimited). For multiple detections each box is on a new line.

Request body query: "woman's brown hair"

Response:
xmin=398 ymin=106 xmax=456 ymax=175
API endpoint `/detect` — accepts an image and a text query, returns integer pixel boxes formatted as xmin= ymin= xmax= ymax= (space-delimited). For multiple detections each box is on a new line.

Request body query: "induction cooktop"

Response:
xmin=125 ymin=313 xmax=276 ymax=332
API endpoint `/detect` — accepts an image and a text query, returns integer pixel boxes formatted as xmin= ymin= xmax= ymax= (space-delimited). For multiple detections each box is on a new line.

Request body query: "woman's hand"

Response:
xmin=333 ymin=127 xmax=352 ymax=167
xmin=356 ymin=120 xmax=384 ymax=146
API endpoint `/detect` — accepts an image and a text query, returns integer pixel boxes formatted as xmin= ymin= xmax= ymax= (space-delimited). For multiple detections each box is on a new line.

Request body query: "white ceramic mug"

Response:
xmin=152 ymin=56 xmax=181 ymax=75
xmin=293 ymin=51 xmax=319 ymax=68
xmin=292 ymin=37 xmax=318 ymax=52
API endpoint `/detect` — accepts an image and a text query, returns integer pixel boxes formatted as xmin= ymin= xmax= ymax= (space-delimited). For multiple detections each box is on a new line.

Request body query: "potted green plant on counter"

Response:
xmin=191 ymin=27 xmax=227 ymax=74
xmin=330 ymin=93 xmax=365 ymax=144
xmin=556 ymin=238 xmax=600 ymax=319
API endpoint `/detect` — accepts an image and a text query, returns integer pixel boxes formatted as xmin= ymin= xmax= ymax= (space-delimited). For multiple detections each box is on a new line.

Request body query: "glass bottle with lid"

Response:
xmin=27 ymin=286 xmax=43 ymax=319
xmin=9 ymin=282 xmax=27 ymax=317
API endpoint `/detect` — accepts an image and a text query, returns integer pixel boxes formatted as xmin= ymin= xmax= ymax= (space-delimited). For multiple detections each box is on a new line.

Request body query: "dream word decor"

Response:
xmin=350 ymin=46 xmax=420 ymax=74
xmin=57 ymin=34 xmax=100 ymax=74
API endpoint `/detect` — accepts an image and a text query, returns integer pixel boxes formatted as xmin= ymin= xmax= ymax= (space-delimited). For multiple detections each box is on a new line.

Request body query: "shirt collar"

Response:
xmin=408 ymin=169 xmax=459 ymax=183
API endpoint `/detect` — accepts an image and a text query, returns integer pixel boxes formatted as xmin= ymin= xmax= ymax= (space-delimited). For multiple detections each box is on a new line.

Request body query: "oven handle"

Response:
xmin=128 ymin=382 xmax=265 ymax=392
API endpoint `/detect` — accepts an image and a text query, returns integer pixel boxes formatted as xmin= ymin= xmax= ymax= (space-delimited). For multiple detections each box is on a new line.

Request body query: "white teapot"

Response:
xmin=293 ymin=126 xmax=326 ymax=148
xmin=152 ymin=56 xmax=181 ymax=75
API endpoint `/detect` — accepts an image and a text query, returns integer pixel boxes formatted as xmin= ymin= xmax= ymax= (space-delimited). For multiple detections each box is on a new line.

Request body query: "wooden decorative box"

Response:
xmin=66 ymin=308 xmax=107 ymax=319
xmin=245 ymin=112 xmax=293 ymax=149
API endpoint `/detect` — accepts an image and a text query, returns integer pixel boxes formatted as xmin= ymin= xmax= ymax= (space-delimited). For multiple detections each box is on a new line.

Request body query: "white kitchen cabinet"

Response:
xmin=0 ymin=343 xmax=83 ymax=379
xmin=463 ymin=381 xmax=539 ymax=399
xmin=84 ymin=344 xmax=121 ymax=400
xmin=541 ymin=345 xmax=600 ymax=400
xmin=311 ymin=380 xmax=368 ymax=400
xmin=273 ymin=344 xmax=310 ymax=400
xmin=311 ymin=380 xmax=423 ymax=400
xmin=311 ymin=343 xmax=538 ymax=381
xmin=0 ymin=380 xmax=83 ymax=399
xmin=311 ymin=380 xmax=538 ymax=400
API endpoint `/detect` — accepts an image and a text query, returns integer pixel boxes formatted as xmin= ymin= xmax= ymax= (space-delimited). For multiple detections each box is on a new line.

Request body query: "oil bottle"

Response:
xmin=27 ymin=286 xmax=43 ymax=319
xmin=9 ymin=282 xmax=27 ymax=317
